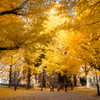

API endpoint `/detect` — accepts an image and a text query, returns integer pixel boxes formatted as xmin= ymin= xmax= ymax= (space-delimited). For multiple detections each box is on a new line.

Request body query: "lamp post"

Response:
xmin=41 ymin=69 xmax=43 ymax=91
xmin=95 ymin=68 xmax=99 ymax=95
xmin=90 ymin=62 xmax=100 ymax=95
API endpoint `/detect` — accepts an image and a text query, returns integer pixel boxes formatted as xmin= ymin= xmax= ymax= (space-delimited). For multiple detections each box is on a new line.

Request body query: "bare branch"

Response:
xmin=0 ymin=46 xmax=19 ymax=51
xmin=0 ymin=0 xmax=29 ymax=16
xmin=89 ymin=20 xmax=100 ymax=25
xmin=81 ymin=46 xmax=91 ymax=53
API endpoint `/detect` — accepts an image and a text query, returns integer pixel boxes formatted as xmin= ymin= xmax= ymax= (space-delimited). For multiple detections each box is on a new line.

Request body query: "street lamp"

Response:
xmin=90 ymin=62 xmax=100 ymax=95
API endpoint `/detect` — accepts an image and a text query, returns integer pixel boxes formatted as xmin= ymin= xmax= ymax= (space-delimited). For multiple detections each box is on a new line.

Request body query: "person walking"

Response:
xmin=65 ymin=82 xmax=67 ymax=92
xmin=71 ymin=83 xmax=73 ymax=90
xmin=58 ymin=83 xmax=60 ymax=92
xmin=52 ymin=83 xmax=54 ymax=92
xmin=14 ymin=83 xmax=17 ymax=91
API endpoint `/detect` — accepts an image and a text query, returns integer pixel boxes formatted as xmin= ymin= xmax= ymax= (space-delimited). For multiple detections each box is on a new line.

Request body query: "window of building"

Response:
xmin=53 ymin=77 xmax=55 ymax=82
xmin=89 ymin=78 xmax=92 ymax=82
xmin=56 ymin=78 xmax=57 ymax=83
xmin=93 ymin=77 xmax=95 ymax=82
xmin=99 ymin=76 xmax=100 ymax=81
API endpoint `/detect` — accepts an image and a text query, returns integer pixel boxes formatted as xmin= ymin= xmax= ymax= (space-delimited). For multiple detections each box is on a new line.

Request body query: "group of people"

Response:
xmin=14 ymin=82 xmax=73 ymax=92
xmin=50 ymin=82 xmax=73 ymax=92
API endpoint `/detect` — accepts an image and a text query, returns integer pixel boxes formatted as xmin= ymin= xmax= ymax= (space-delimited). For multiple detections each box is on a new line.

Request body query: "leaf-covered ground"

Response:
xmin=0 ymin=86 xmax=100 ymax=100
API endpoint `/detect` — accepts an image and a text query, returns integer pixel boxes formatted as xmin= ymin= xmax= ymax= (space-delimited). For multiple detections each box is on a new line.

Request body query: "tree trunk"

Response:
xmin=86 ymin=72 xmax=89 ymax=88
xmin=27 ymin=68 xmax=31 ymax=89
xmin=8 ymin=65 xmax=12 ymax=87
xmin=71 ymin=74 xmax=74 ymax=86
xmin=43 ymin=71 xmax=45 ymax=87
xmin=74 ymin=75 xmax=77 ymax=86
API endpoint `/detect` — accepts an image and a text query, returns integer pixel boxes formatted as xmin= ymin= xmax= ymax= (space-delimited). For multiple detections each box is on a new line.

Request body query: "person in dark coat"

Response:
xmin=58 ymin=83 xmax=60 ymax=92
xmin=14 ymin=83 xmax=17 ymax=91
xmin=65 ymin=82 xmax=67 ymax=92
xmin=71 ymin=83 xmax=73 ymax=90
xmin=52 ymin=83 xmax=54 ymax=92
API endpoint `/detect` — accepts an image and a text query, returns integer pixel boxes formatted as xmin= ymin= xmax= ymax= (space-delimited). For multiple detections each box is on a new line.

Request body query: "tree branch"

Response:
xmin=0 ymin=0 xmax=29 ymax=16
xmin=81 ymin=46 xmax=91 ymax=53
xmin=0 ymin=46 xmax=19 ymax=51
xmin=89 ymin=20 xmax=100 ymax=25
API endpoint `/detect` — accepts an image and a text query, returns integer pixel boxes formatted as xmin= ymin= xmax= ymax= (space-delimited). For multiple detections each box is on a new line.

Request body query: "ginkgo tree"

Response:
xmin=0 ymin=50 xmax=21 ymax=87
xmin=0 ymin=0 xmax=82 ymax=51
xmin=56 ymin=0 xmax=100 ymax=70
xmin=17 ymin=48 xmax=43 ymax=89
xmin=42 ymin=0 xmax=100 ymax=89
xmin=0 ymin=0 xmax=100 ymax=90
xmin=64 ymin=29 xmax=100 ymax=87
xmin=41 ymin=31 xmax=82 ymax=78
xmin=0 ymin=0 xmax=56 ymax=52
xmin=0 ymin=0 xmax=99 ymax=51
xmin=41 ymin=0 xmax=100 ymax=86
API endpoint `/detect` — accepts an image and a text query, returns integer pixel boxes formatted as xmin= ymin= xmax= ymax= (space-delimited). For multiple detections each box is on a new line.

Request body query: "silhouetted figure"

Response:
xmin=58 ymin=83 xmax=60 ymax=92
xmin=51 ymin=83 xmax=54 ymax=92
xmin=14 ymin=83 xmax=17 ymax=91
xmin=71 ymin=83 xmax=73 ymax=90
xmin=65 ymin=82 xmax=67 ymax=92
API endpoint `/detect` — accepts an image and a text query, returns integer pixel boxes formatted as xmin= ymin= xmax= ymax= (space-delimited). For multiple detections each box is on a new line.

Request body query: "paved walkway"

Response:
xmin=1 ymin=88 xmax=100 ymax=100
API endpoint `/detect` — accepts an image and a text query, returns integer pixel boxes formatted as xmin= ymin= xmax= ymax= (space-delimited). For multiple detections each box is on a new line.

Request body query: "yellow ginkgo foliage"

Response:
xmin=0 ymin=50 xmax=21 ymax=87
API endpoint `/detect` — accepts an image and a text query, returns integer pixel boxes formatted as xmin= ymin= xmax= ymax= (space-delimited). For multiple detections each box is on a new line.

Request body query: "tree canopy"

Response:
xmin=0 ymin=0 xmax=100 ymax=85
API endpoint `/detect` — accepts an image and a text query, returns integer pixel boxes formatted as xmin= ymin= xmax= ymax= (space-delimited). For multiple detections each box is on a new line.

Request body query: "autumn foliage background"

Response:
xmin=0 ymin=0 xmax=100 ymax=89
